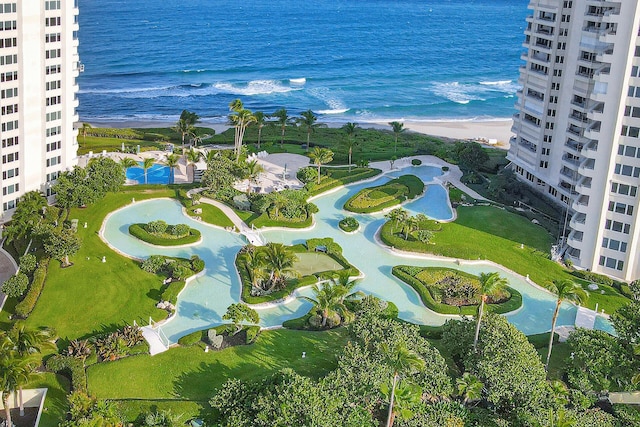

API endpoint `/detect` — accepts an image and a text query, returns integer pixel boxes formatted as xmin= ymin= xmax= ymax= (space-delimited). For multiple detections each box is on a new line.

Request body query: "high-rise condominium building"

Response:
xmin=509 ymin=0 xmax=640 ymax=281
xmin=0 ymin=0 xmax=79 ymax=221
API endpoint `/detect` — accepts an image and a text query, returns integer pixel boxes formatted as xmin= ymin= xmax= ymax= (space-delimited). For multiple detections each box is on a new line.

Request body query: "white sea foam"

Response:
xmin=317 ymin=108 xmax=349 ymax=115
xmin=431 ymin=80 xmax=520 ymax=105
xmin=479 ymin=80 xmax=512 ymax=86
xmin=214 ymin=80 xmax=298 ymax=96
xmin=289 ymin=77 xmax=306 ymax=85
xmin=79 ymin=86 xmax=170 ymax=95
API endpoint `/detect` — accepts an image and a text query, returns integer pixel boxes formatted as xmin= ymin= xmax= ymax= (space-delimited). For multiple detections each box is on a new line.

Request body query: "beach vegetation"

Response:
xmin=341 ymin=121 xmax=360 ymax=170
xmin=252 ymin=110 xmax=267 ymax=149
xmin=388 ymin=121 xmax=405 ymax=153
xmin=228 ymin=99 xmax=256 ymax=161
xmin=271 ymin=107 xmax=295 ymax=148
xmin=343 ymin=174 xmax=424 ymax=213
xmin=297 ymin=109 xmax=326 ymax=152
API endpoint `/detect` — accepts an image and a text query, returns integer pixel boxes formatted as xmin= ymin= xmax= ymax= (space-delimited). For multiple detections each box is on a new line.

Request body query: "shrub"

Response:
xmin=14 ymin=261 xmax=48 ymax=318
xmin=344 ymin=174 xmax=424 ymax=213
xmin=160 ymin=280 xmax=184 ymax=305
xmin=145 ymin=220 xmax=168 ymax=234
xmin=130 ymin=224 xmax=201 ymax=246
xmin=190 ymin=255 xmax=205 ymax=272
xmin=411 ymin=159 xmax=422 ymax=166
xmin=177 ymin=330 xmax=204 ymax=346
xmin=168 ymin=223 xmax=190 ymax=236
xmin=296 ymin=166 xmax=318 ymax=184
xmin=246 ymin=325 xmax=261 ymax=344
xmin=46 ymin=354 xmax=87 ymax=392
xmin=141 ymin=255 xmax=166 ymax=273
xmin=442 ymin=166 xmax=450 ymax=171
xmin=171 ymin=265 xmax=192 ymax=281
xmin=18 ymin=254 xmax=37 ymax=275
xmin=570 ymin=270 xmax=613 ymax=287
xmin=1 ymin=273 xmax=29 ymax=298
xmin=339 ymin=216 xmax=359 ymax=232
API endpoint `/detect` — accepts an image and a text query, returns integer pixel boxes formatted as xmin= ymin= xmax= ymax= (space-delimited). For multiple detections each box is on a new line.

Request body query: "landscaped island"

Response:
xmin=392 ymin=266 xmax=522 ymax=315
xmin=344 ymin=174 xmax=424 ymax=213
xmin=236 ymin=238 xmax=359 ymax=304
xmin=129 ymin=220 xmax=201 ymax=246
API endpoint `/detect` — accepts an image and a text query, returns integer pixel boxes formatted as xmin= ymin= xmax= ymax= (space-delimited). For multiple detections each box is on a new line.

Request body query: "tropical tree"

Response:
xmin=180 ymin=109 xmax=200 ymax=127
xmin=253 ymin=111 xmax=267 ymax=150
xmin=456 ymin=372 xmax=483 ymax=406
xmin=222 ymin=303 xmax=260 ymax=335
xmin=142 ymin=157 xmax=155 ymax=184
xmin=242 ymin=246 xmax=267 ymax=290
xmin=0 ymin=351 xmax=34 ymax=427
xmin=185 ymin=148 xmax=202 ymax=180
xmin=245 ymin=159 xmax=264 ymax=193
xmin=120 ymin=157 xmax=138 ymax=172
xmin=272 ymin=107 xmax=292 ymax=148
xmin=297 ymin=109 xmax=326 ymax=152
xmin=300 ymin=274 xmax=362 ymax=328
xmin=309 ymin=147 xmax=334 ymax=184
xmin=389 ymin=121 xmax=405 ymax=153
xmin=229 ymin=99 xmax=256 ymax=161
xmin=545 ymin=279 xmax=588 ymax=370
xmin=261 ymin=243 xmax=298 ymax=292
xmin=2 ymin=191 xmax=47 ymax=244
xmin=401 ymin=215 xmax=420 ymax=240
xmin=164 ymin=153 xmax=180 ymax=184
xmin=384 ymin=208 xmax=408 ymax=233
xmin=342 ymin=122 xmax=360 ymax=171
xmin=382 ymin=342 xmax=426 ymax=427
xmin=473 ymin=272 xmax=508 ymax=352
xmin=172 ymin=117 xmax=194 ymax=154
xmin=80 ymin=122 xmax=92 ymax=147
xmin=44 ymin=228 xmax=81 ymax=267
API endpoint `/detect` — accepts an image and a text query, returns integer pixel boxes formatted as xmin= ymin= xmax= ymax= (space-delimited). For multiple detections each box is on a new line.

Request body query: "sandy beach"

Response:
xmin=88 ymin=118 xmax=514 ymax=150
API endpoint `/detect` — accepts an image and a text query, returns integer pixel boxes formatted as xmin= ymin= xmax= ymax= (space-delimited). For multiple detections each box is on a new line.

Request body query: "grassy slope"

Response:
xmin=24 ymin=187 xmax=179 ymax=340
xmin=27 ymin=373 xmax=70 ymax=427
xmin=87 ymin=329 xmax=348 ymax=400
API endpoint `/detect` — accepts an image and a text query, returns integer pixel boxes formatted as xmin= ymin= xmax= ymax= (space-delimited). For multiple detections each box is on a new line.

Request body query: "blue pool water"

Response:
xmin=126 ymin=163 xmax=171 ymax=185
xmin=102 ymin=164 xmax=614 ymax=343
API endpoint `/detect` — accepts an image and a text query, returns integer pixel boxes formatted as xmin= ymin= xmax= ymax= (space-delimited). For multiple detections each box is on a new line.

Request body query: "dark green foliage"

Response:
xmin=86 ymin=157 xmax=125 ymax=195
xmin=145 ymin=220 xmax=168 ymax=234
xmin=222 ymin=303 xmax=260 ymax=335
xmin=339 ymin=216 xmax=359 ymax=232
xmin=611 ymin=300 xmax=640 ymax=345
xmin=177 ymin=330 xmax=205 ymax=346
xmin=571 ymin=269 xmax=614 ymax=287
xmin=296 ymin=166 xmax=318 ymax=183
xmin=43 ymin=228 xmax=82 ymax=265
xmin=129 ymin=223 xmax=201 ymax=246
xmin=140 ymin=255 xmax=166 ymax=273
xmin=453 ymin=141 xmax=490 ymax=172
xmin=170 ymin=265 xmax=192 ymax=281
xmin=344 ymin=174 xmax=424 ymax=213
xmin=190 ymin=255 xmax=205 ymax=272
xmin=304 ymin=167 xmax=382 ymax=196
xmin=18 ymin=253 xmax=37 ymax=275
xmin=14 ymin=261 xmax=48 ymax=318
xmin=46 ymin=354 xmax=87 ymax=392
xmin=1 ymin=272 xmax=29 ymax=298
xmin=245 ymin=325 xmax=261 ymax=344
xmin=86 ymin=127 xmax=143 ymax=139
xmin=392 ymin=266 xmax=521 ymax=315
xmin=201 ymin=154 xmax=239 ymax=197
xmin=411 ymin=159 xmax=422 ymax=166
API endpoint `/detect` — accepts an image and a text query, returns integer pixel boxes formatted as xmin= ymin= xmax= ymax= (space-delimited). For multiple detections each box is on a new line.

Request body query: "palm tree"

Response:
xmin=473 ymin=272 xmax=508 ymax=352
xmin=456 ymin=372 xmax=483 ymax=406
xmin=243 ymin=246 xmax=267 ymax=290
xmin=228 ymin=99 xmax=256 ymax=161
xmin=172 ymin=118 xmax=194 ymax=154
xmin=0 ymin=348 xmax=36 ymax=427
xmin=164 ymin=153 xmax=180 ymax=184
xmin=382 ymin=342 xmax=425 ymax=427
xmin=384 ymin=208 xmax=408 ymax=234
xmin=185 ymin=148 xmax=202 ymax=181
xmin=309 ymin=147 xmax=334 ymax=184
xmin=301 ymin=273 xmax=362 ymax=327
xmin=401 ymin=216 xmax=420 ymax=240
xmin=389 ymin=121 xmax=405 ymax=153
xmin=342 ymin=122 xmax=360 ymax=171
xmin=119 ymin=157 xmax=137 ymax=172
xmin=545 ymin=279 xmax=588 ymax=370
xmin=3 ymin=191 xmax=47 ymax=244
xmin=261 ymin=243 xmax=299 ymax=292
xmin=142 ymin=157 xmax=155 ymax=184
xmin=253 ymin=111 xmax=267 ymax=150
xmin=245 ymin=159 xmax=264 ymax=193
xmin=297 ymin=109 xmax=326 ymax=152
xmin=80 ymin=122 xmax=92 ymax=148
xmin=272 ymin=108 xmax=292 ymax=148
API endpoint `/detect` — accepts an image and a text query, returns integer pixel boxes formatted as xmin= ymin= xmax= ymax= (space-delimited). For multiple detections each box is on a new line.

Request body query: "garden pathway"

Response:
xmin=0 ymin=244 xmax=18 ymax=312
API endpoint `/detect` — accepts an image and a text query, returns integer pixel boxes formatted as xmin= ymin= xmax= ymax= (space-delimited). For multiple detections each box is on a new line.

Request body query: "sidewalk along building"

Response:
xmin=0 ymin=0 xmax=80 ymax=222
xmin=508 ymin=0 xmax=640 ymax=281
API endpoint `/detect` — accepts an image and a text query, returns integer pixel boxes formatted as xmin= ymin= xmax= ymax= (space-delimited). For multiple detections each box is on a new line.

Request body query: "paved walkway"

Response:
xmin=369 ymin=155 xmax=488 ymax=201
xmin=0 ymin=244 xmax=18 ymax=312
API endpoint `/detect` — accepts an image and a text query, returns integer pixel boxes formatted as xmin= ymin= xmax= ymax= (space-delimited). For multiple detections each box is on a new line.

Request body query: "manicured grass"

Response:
xmin=306 ymin=167 xmax=382 ymax=197
xmin=185 ymin=203 xmax=235 ymax=229
xmin=23 ymin=187 xmax=184 ymax=340
xmin=87 ymin=329 xmax=348 ymax=400
xmin=344 ymin=174 xmax=424 ymax=213
xmin=381 ymin=205 xmax=629 ymax=313
xmin=27 ymin=373 xmax=71 ymax=427
xmin=114 ymin=400 xmax=210 ymax=426
xmin=250 ymin=211 xmax=313 ymax=229
xmin=77 ymin=136 xmax=164 ymax=155
xmin=128 ymin=223 xmax=201 ymax=246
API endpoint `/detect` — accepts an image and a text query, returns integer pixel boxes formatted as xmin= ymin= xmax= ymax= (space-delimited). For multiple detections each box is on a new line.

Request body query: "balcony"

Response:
xmin=568 ymin=230 xmax=584 ymax=244
xmin=560 ymin=166 xmax=579 ymax=181
xmin=562 ymin=154 xmax=581 ymax=168
xmin=565 ymin=139 xmax=584 ymax=154
xmin=579 ymin=158 xmax=596 ymax=175
xmin=572 ymin=196 xmax=590 ymax=213
xmin=536 ymin=24 xmax=554 ymax=36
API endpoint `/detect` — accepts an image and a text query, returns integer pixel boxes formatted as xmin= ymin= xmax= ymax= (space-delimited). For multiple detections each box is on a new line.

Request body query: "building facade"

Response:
xmin=509 ymin=0 xmax=640 ymax=281
xmin=0 ymin=0 xmax=79 ymax=222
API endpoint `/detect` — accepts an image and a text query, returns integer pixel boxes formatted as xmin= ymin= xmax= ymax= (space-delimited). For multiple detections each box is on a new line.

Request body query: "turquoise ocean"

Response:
xmin=77 ymin=0 xmax=528 ymax=125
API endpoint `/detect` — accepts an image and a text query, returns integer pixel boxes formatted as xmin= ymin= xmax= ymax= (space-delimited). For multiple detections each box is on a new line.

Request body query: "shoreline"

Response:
xmin=85 ymin=117 xmax=514 ymax=150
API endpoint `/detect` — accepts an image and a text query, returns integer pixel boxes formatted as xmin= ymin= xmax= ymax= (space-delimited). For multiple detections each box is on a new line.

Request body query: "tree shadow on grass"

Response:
xmin=172 ymin=359 xmax=252 ymax=401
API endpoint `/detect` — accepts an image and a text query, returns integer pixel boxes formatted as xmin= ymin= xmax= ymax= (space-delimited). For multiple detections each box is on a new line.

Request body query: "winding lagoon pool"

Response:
xmin=102 ymin=165 xmax=614 ymax=343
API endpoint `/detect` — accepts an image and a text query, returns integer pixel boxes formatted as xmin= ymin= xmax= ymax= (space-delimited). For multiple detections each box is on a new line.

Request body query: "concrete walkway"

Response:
xmin=369 ymin=155 xmax=488 ymax=201
xmin=0 ymin=244 xmax=18 ymax=312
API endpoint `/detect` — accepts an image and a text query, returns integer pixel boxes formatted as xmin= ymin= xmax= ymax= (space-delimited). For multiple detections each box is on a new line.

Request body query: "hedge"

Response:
xmin=343 ymin=175 xmax=425 ymax=213
xmin=46 ymin=354 xmax=87 ymax=392
xmin=305 ymin=168 xmax=382 ymax=197
xmin=391 ymin=266 xmax=522 ymax=316
xmin=570 ymin=270 xmax=614 ymax=287
xmin=245 ymin=325 xmax=261 ymax=344
xmin=161 ymin=280 xmax=186 ymax=305
xmin=339 ymin=217 xmax=359 ymax=232
xmin=177 ymin=329 xmax=205 ymax=346
xmin=129 ymin=223 xmax=201 ymax=246
xmin=15 ymin=261 xmax=49 ymax=318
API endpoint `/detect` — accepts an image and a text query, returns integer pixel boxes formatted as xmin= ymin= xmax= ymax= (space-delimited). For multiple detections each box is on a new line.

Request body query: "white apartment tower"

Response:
xmin=0 ymin=0 xmax=79 ymax=221
xmin=509 ymin=0 xmax=640 ymax=281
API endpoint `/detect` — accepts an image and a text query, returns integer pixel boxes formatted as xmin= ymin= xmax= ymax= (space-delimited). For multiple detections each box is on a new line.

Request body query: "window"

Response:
xmin=1 ymin=151 xmax=17 ymax=163
xmin=3 ymin=199 xmax=16 ymax=211
xmin=2 ymin=167 xmax=17 ymax=179
xmin=2 ymin=182 xmax=18 ymax=195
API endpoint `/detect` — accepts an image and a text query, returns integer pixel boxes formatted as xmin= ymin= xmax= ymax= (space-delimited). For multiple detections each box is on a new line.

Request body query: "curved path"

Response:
xmin=102 ymin=163 xmax=612 ymax=343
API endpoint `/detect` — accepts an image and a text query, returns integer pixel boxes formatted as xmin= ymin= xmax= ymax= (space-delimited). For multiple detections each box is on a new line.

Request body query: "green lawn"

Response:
xmin=27 ymin=373 xmax=71 ymax=427
xmin=24 ymin=187 xmax=183 ymax=340
xmin=185 ymin=203 xmax=235 ymax=229
xmin=344 ymin=174 xmax=424 ymax=213
xmin=87 ymin=329 xmax=348 ymax=400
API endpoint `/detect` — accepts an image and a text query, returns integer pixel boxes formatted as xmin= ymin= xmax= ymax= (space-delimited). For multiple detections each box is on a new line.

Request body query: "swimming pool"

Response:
xmin=126 ymin=162 xmax=171 ymax=185
xmin=102 ymin=164 xmax=614 ymax=343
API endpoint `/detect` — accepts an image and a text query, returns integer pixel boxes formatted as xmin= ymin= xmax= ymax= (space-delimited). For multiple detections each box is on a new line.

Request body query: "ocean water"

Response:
xmin=77 ymin=0 xmax=528 ymax=125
